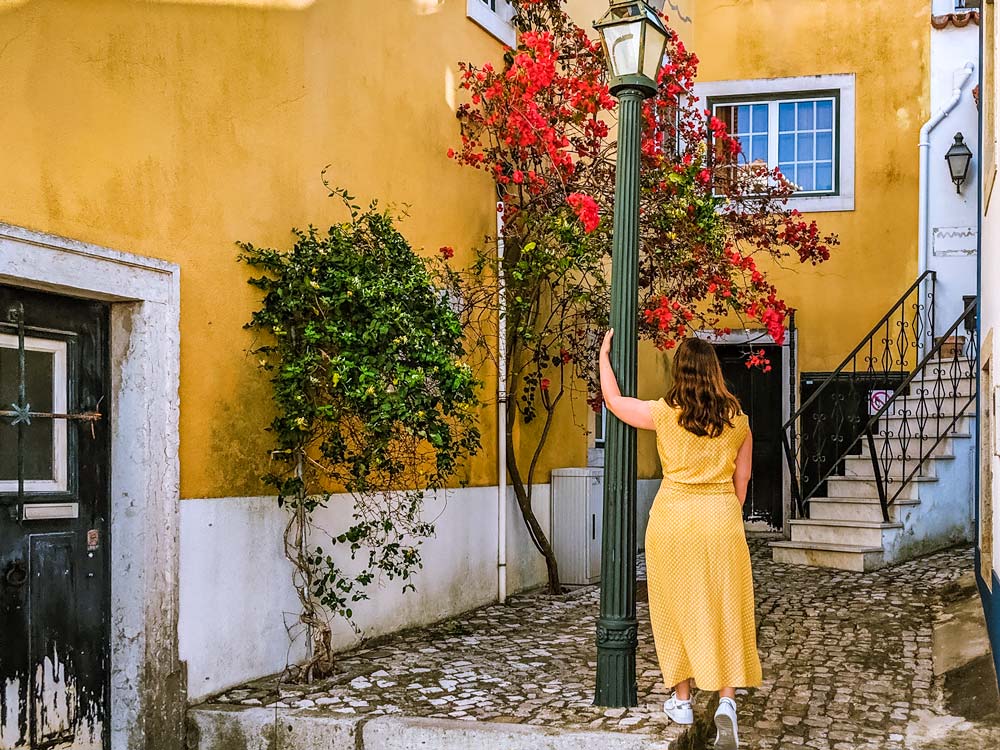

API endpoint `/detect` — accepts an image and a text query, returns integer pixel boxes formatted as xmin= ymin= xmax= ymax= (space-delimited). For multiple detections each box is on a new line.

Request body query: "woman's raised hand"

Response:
xmin=601 ymin=329 xmax=614 ymax=357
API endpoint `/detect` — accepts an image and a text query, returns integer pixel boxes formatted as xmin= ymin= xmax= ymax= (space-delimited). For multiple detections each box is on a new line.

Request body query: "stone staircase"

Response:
xmin=771 ymin=361 xmax=976 ymax=572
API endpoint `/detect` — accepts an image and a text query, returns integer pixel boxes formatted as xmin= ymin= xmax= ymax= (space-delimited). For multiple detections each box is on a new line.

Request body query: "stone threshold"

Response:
xmin=187 ymin=706 xmax=692 ymax=749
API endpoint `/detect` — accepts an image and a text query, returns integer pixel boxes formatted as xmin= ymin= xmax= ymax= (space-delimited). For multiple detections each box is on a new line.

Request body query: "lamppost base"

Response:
xmin=594 ymin=617 xmax=638 ymax=707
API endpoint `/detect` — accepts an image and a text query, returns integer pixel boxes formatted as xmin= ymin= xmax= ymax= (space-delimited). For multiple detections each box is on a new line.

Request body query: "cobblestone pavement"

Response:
xmin=207 ymin=538 xmax=997 ymax=748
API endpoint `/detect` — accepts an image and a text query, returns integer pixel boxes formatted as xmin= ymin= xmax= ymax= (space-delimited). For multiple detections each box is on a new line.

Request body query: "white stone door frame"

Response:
xmin=697 ymin=327 xmax=794 ymax=534
xmin=0 ymin=222 xmax=184 ymax=750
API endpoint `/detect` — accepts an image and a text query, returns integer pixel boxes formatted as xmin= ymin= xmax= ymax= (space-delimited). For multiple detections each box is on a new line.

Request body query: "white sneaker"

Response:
xmin=663 ymin=693 xmax=694 ymax=725
xmin=714 ymin=697 xmax=739 ymax=750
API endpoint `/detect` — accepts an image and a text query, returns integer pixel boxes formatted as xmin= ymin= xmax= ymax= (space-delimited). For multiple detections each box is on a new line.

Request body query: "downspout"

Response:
xmin=919 ymin=61 xmax=976 ymax=277
xmin=496 ymin=198 xmax=508 ymax=604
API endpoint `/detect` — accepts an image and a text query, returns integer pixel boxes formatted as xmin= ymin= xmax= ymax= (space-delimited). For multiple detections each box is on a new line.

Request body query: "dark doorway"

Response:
xmin=715 ymin=344 xmax=784 ymax=529
xmin=0 ymin=285 xmax=110 ymax=750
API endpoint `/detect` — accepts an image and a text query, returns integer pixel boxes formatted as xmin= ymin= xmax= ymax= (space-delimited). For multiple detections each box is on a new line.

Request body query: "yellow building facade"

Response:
xmin=0 ymin=0 xmax=508 ymax=499
xmin=0 ymin=1 xmax=981 ymax=745
xmin=0 ymin=0 xmax=938 ymax=497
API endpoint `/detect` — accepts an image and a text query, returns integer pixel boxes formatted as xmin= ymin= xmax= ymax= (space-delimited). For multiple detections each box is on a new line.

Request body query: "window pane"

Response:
xmin=715 ymin=104 xmax=736 ymax=133
xmin=0 ymin=348 xmax=55 ymax=482
xmin=779 ymin=103 xmax=795 ymax=132
xmin=797 ymin=166 xmax=815 ymax=191
xmin=797 ymin=102 xmax=814 ymax=130
xmin=778 ymin=134 xmax=795 ymax=162
xmin=816 ymin=100 xmax=834 ymax=129
xmin=816 ymin=131 xmax=834 ymax=160
xmin=752 ymin=104 xmax=768 ymax=132
xmin=751 ymin=135 xmax=768 ymax=162
xmin=797 ymin=133 xmax=814 ymax=161
xmin=778 ymin=162 xmax=794 ymax=182
xmin=736 ymin=105 xmax=751 ymax=135
xmin=816 ymin=162 xmax=834 ymax=191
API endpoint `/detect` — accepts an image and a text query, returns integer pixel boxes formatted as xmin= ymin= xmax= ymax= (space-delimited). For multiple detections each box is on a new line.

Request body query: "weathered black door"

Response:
xmin=0 ymin=285 xmax=110 ymax=749
xmin=716 ymin=344 xmax=784 ymax=529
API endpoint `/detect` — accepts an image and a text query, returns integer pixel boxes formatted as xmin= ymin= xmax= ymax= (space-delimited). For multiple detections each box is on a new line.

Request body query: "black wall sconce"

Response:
xmin=945 ymin=132 xmax=974 ymax=194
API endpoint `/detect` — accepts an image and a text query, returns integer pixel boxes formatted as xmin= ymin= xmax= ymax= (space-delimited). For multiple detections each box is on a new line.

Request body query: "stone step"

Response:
xmin=825 ymin=475 xmax=934 ymax=499
xmin=858 ymin=436 xmax=959 ymax=460
xmin=861 ymin=413 xmax=973 ymax=443
xmin=807 ymin=496 xmax=920 ymax=523
xmin=770 ymin=540 xmax=885 ymax=572
xmin=789 ymin=518 xmax=903 ymax=547
xmin=903 ymin=378 xmax=974 ymax=397
xmin=843 ymin=454 xmax=952 ymax=479
xmin=886 ymin=394 xmax=972 ymax=416
xmin=918 ymin=361 xmax=976 ymax=385
xmin=881 ymin=397 xmax=974 ymax=418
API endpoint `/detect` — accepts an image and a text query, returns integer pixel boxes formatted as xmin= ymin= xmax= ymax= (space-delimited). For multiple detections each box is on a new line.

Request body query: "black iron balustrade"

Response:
xmin=862 ymin=298 xmax=978 ymax=522
xmin=782 ymin=271 xmax=937 ymax=517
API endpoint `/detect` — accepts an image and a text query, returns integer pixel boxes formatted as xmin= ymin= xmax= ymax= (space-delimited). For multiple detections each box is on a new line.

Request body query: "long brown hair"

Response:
xmin=665 ymin=337 xmax=743 ymax=438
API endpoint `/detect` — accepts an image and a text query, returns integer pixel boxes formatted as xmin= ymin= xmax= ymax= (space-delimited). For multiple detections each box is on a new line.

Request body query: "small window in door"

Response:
xmin=0 ymin=334 xmax=69 ymax=493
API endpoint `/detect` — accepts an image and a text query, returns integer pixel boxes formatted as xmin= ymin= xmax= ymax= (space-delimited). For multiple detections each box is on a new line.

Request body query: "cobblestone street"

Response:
xmin=204 ymin=539 xmax=1000 ymax=748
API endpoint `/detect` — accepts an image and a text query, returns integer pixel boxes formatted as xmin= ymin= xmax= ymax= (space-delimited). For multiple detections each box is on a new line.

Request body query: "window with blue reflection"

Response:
xmin=777 ymin=99 xmax=835 ymax=192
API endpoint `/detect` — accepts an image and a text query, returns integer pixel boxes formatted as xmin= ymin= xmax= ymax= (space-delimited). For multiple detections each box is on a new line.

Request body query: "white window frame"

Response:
xmin=695 ymin=74 xmax=856 ymax=213
xmin=467 ymin=0 xmax=516 ymax=47
xmin=0 ymin=333 xmax=68 ymax=493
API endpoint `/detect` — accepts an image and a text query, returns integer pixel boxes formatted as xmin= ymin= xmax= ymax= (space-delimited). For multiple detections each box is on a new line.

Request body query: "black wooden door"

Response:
xmin=0 ymin=285 xmax=110 ymax=750
xmin=716 ymin=344 xmax=784 ymax=529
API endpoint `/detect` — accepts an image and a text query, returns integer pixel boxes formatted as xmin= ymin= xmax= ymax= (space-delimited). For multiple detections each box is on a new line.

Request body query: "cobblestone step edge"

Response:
xmin=187 ymin=706 xmax=690 ymax=750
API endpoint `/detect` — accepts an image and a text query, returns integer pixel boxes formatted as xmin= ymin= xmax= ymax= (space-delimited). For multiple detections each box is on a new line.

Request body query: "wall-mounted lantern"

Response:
xmin=945 ymin=132 xmax=974 ymax=194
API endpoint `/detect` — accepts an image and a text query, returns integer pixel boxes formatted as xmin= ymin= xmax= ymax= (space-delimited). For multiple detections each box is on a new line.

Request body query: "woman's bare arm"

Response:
xmin=599 ymin=330 xmax=655 ymax=431
xmin=733 ymin=430 xmax=753 ymax=506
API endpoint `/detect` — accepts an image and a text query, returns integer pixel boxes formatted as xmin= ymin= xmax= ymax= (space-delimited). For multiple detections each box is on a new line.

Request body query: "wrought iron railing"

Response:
xmin=782 ymin=271 xmax=937 ymax=517
xmin=862 ymin=298 xmax=978 ymax=522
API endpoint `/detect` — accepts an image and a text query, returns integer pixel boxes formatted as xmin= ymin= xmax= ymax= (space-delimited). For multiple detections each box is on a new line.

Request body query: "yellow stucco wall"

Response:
xmin=0 ymin=0 xmax=507 ymax=498
xmin=0 ymin=0 xmax=932 ymax=495
xmin=693 ymin=0 xmax=928 ymax=373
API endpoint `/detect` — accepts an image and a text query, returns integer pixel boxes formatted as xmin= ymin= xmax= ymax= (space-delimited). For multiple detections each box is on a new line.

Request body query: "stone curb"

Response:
xmin=187 ymin=707 xmax=361 ymax=750
xmin=187 ymin=707 xmax=687 ymax=750
xmin=363 ymin=715 xmax=678 ymax=749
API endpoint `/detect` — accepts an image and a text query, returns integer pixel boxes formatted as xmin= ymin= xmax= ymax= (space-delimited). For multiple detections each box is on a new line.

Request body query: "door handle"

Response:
xmin=4 ymin=561 xmax=27 ymax=588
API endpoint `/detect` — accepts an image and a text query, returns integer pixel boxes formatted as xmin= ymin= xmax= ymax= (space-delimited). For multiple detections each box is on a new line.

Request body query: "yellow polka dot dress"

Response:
xmin=645 ymin=398 xmax=762 ymax=692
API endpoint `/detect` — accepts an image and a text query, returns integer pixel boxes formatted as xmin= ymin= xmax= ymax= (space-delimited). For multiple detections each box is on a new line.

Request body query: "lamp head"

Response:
xmin=594 ymin=1 xmax=668 ymax=98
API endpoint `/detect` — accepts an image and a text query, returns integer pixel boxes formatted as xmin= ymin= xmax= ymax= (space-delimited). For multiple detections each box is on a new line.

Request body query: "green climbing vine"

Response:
xmin=239 ymin=180 xmax=481 ymax=678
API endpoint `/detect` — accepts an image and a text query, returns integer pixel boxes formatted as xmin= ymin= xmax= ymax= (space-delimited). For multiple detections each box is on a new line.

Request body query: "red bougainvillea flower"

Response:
xmin=746 ymin=349 xmax=772 ymax=373
xmin=445 ymin=0 xmax=836 ymax=377
xmin=567 ymin=193 xmax=600 ymax=233
xmin=540 ymin=377 xmax=551 ymax=391
xmin=439 ymin=245 xmax=455 ymax=260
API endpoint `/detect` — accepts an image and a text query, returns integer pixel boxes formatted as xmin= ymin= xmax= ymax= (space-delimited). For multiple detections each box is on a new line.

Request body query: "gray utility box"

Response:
xmin=550 ymin=467 xmax=603 ymax=585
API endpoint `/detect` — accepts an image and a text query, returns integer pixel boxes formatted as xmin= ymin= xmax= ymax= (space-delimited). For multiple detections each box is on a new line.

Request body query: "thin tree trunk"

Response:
xmin=505 ymin=398 xmax=562 ymax=594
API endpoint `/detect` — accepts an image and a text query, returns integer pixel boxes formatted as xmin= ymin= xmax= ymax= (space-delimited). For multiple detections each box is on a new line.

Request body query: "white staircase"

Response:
xmin=771 ymin=361 xmax=976 ymax=572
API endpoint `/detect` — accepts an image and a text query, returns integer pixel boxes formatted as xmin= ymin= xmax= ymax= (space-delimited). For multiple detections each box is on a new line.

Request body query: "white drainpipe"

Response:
xmin=496 ymin=199 xmax=508 ymax=604
xmin=918 ymin=61 xmax=975 ymax=278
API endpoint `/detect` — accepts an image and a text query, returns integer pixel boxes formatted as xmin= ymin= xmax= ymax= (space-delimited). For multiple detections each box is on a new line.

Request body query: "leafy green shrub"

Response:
xmin=240 ymin=183 xmax=481 ymax=677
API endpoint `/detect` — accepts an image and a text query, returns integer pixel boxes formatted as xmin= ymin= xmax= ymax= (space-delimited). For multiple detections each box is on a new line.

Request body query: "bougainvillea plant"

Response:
xmin=441 ymin=0 xmax=837 ymax=593
xmin=240 ymin=180 xmax=481 ymax=678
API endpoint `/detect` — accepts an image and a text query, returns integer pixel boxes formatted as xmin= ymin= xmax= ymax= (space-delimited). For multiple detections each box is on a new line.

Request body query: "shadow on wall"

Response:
xmin=209 ymin=364 xmax=275 ymax=498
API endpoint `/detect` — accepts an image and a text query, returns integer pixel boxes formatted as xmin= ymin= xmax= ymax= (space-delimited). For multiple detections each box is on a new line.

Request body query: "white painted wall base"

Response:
xmin=179 ymin=485 xmax=553 ymax=701
xmin=888 ymin=431 xmax=977 ymax=563
xmin=178 ymin=478 xmax=667 ymax=702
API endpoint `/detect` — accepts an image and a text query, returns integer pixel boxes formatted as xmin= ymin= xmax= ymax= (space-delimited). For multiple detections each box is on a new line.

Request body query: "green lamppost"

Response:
xmin=593 ymin=1 xmax=668 ymax=708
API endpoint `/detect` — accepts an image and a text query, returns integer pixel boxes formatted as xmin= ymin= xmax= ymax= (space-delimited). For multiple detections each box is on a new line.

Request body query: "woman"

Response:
xmin=599 ymin=330 xmax=762 ymax=750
